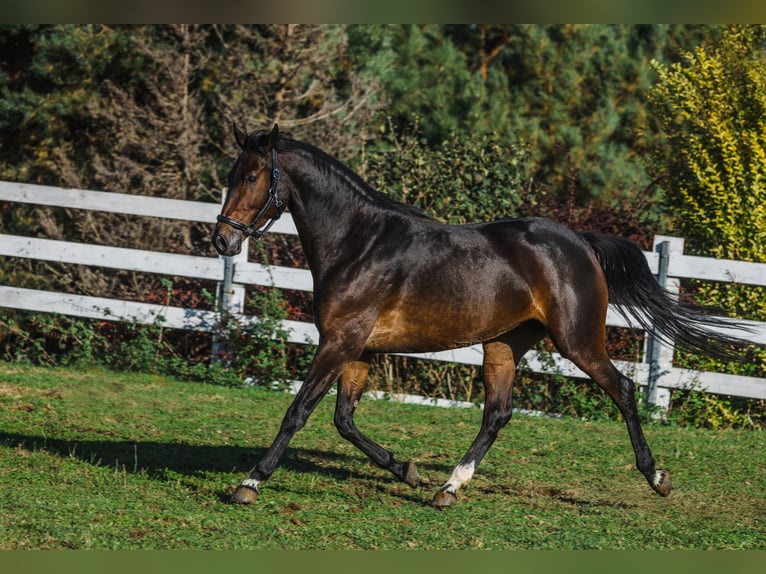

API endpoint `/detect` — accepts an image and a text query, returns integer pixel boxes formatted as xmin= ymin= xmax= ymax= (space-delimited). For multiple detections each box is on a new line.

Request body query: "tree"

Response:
xmin=0 ymin=25 xmax=387 ymax=299
xmin=350 ymin=25 xmax=710 ymax=217
xmin=347 ymin=25 xmax=479 ymax=147
xmin=206 ymin=25 xmax=386 ymax=161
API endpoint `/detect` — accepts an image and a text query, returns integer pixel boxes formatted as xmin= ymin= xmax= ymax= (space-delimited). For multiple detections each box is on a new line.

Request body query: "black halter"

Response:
xmin=216 ymin=147 xmax=285 ymax=241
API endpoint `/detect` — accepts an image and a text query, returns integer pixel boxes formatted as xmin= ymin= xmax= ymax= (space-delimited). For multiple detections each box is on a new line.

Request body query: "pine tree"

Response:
xmin=350 ymin=25 xmax=710 ymax=215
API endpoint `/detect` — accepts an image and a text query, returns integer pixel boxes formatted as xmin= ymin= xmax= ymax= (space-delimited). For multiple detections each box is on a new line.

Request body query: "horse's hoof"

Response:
xmin=651 ymin=469 xmax=672 ymax=497
xmin=230 ymin=483 xmax=259 ymax=504
xmin=431 ymin=489 xmax=458 ymax=508
xmin=403 ymin=461 xmax=420 ymax=488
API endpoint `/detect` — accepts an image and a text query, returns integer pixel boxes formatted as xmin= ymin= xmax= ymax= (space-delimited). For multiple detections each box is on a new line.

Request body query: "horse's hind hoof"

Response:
xmin=403 ymin=461 xmax=420 ymax=488
xmin=431 ymin=489 xmax=458 ymax=508
xmin=651 ymin=469 xmax=672 ymax=497
xmin=230 ymin=483 xmax=259 ymax=505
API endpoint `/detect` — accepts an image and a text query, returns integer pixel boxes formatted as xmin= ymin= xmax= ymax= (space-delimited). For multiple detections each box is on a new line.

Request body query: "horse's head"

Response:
xmin=211 ymin=124 xmax=287 ymax=256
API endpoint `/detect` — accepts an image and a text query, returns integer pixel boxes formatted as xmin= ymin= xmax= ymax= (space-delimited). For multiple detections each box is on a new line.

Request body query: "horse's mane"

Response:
xmin=244 ymin=129 xmax=432 ymax=221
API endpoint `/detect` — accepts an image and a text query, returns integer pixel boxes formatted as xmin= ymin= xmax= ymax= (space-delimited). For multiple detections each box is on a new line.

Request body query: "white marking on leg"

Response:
xmin=652 ymin=470 xmax=666 ymax=488
xmin=241 ymin=478 xmax=260 ymax=491
xmin=441 ymin=461 xmax=475 ymax=494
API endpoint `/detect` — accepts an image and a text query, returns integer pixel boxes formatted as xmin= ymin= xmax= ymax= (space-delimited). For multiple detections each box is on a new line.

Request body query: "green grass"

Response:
xmin=0 ymin=363 xmax=764 ymax=550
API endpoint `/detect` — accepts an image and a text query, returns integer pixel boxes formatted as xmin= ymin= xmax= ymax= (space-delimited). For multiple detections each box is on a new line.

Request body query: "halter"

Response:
xmin=216 ymin=147 xmax=285 ymax=241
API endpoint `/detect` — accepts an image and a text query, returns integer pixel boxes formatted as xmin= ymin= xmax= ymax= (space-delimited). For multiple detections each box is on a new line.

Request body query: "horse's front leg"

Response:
xmin=230 ymin=339 xmax=360 ymax=504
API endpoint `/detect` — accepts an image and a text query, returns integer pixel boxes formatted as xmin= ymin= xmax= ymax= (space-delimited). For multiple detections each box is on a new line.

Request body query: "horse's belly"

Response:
xmin=364 ymin=300 xmax=533 ymax=353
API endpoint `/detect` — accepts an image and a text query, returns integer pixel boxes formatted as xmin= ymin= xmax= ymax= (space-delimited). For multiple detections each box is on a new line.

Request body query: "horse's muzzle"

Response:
xmin=211 ymin=225 xmax=243 ymax=256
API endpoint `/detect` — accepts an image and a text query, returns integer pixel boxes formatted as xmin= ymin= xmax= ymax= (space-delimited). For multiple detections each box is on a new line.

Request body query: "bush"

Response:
xmin=668 ymin=385 xmax=762 ymax=429
xmin=360 ymin=118 xmax=531 ymax=225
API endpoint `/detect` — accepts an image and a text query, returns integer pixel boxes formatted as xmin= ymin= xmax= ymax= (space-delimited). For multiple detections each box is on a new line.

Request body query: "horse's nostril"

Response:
xmin=213 ymin=233 xmax=228 ymax=254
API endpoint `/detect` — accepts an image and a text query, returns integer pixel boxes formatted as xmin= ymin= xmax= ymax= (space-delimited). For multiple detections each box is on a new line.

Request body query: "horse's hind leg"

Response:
xmin=587 ymin=358 xmax=671 ymax=496
xmin=333 ymin=356 xmax=420 ymax=487
xmin=432 ymin=321 xmax=546 ymax=508
xmin=551 ymin=330 xmax=672 ymax=497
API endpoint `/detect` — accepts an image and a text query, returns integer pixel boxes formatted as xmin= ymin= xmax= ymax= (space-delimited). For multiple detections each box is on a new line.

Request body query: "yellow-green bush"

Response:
xmin=648 ymin=25 xmax=766 ymax=261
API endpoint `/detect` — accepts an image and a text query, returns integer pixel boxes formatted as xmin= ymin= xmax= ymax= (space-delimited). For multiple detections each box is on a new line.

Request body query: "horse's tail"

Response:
xmin=579 ymin=231 xmax=750 ymax=360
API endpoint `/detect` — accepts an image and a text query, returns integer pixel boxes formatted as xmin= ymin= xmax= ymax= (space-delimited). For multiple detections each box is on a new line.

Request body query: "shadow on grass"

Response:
xmin=0 ymin=431 xmax=646 ymax=509
xmin=0 ymin=430 xmax=450 ymax=505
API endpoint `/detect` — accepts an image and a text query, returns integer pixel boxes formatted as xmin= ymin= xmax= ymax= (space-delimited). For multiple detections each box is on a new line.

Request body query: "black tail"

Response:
xmin=580 ymin=231 xmax=751 ymax=360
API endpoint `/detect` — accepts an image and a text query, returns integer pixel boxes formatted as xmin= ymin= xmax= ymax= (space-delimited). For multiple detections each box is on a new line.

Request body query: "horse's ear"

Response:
xmin=233 ymin=124 xmax=247 ymax=150
xmin=267 ymin=124 xmax=280 ymax=150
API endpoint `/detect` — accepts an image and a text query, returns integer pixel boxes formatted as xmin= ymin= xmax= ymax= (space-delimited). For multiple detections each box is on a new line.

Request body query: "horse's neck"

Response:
xmin=285 ymin=153 xmax=391 ymax=278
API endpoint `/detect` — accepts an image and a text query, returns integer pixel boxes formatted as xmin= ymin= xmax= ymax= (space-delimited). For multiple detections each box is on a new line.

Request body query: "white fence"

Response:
xmin=1 ymin=180 xmax=765 ymax=412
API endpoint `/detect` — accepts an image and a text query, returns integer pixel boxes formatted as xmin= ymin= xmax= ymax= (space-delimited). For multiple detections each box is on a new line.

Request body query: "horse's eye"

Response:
xmin=245 ymin=175 xmax=257 ymax=184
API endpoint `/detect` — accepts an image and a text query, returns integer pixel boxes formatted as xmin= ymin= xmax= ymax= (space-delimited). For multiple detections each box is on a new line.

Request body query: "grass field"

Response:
xmin=0 ymin=363 xmax=763 ymax=550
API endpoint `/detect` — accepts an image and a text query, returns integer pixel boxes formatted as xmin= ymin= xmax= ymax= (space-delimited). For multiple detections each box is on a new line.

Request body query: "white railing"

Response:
xmin=1 ymin=180 xmax=765 ymax=412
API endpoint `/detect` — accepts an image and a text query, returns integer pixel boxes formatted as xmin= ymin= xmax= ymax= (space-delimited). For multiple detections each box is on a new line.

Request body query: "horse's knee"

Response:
xmin=333 ymin=409 xmax=356 ymax=439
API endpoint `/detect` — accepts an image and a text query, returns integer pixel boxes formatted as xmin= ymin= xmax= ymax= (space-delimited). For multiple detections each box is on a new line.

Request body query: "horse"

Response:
xmin=211 ymin=124 xmax=748 ymax=508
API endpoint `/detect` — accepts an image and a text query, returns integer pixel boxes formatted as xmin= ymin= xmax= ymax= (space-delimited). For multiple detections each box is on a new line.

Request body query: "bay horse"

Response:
xmin=211 ymin=124 xmax=747 ymax=508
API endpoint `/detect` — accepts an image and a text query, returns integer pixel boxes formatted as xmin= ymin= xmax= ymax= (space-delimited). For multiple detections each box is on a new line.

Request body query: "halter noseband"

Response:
xmin=216 ymin=147 xmax=285 ymax=241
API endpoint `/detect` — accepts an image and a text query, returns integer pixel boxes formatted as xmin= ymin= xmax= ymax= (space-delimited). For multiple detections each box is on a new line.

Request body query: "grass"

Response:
xmin=0 ymin=362 xmax=764 ymax=550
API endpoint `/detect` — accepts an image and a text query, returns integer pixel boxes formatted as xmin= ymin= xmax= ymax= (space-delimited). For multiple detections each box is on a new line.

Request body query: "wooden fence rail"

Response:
xmin=1 ymin=180 xmax=765 ymax=413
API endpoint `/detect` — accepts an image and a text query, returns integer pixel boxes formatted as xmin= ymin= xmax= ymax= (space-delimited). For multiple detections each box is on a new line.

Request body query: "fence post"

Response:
xmin=644 ymin=235 xmax=684 ymax=417
xmin=211 ymin=189 xmax=247 ymax=363
xmin=216 ymin=255 xmax=245 ymax=315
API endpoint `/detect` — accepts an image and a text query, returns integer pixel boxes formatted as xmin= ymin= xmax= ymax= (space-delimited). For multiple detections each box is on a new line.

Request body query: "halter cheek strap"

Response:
xmin=216 ymin=147 xmax=285 ymax=241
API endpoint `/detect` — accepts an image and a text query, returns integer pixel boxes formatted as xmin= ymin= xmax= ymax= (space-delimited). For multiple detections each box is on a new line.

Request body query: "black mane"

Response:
xmin=244 ymin=129 xmax=432 ymax=221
